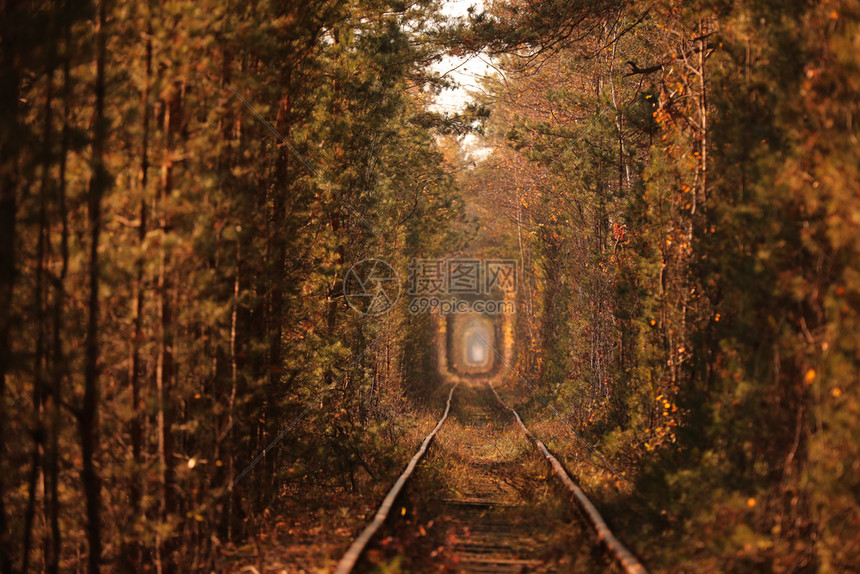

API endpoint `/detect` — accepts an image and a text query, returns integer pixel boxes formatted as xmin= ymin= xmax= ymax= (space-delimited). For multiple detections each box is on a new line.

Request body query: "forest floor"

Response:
xmin=217 ymin=394 xmax=446 ymax=573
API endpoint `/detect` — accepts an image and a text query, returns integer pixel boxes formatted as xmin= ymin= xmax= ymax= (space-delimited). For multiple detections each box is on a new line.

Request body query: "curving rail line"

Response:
xmin=334 ymin=381 xmax=647 ymax=573
xmin=334 ymin=382 xmax=459 ymax=574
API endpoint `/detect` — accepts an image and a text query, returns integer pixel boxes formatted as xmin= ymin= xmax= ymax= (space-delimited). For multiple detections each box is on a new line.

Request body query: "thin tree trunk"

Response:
xmin=22 ymin=48 xmax=56 ymax=574
xmin=155 ymin=86 xmax=177 ymax=574
xmin=122 ymin=10 xmax=152 ymax=571
xmin=227 ymin=241 xmax=240 ymax=539
xmin=0 ymin=0 xmax=24 ymax=569
xmin=80 ymin=2 xmax=109 ymax=573
xmin=47 ymin=5 xmax=74 ymax=570
xmin=698 ymin=19 xmax=708 ymax=208
xmin=264 ymin=188 xmax=285 ymax=501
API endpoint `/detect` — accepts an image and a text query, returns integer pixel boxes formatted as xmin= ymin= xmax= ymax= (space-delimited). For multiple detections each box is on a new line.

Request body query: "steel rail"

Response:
xmin=334 ymin=382 xmax=459 ymax=574
xmin=489 ymin=383 xmax=648 ymax=574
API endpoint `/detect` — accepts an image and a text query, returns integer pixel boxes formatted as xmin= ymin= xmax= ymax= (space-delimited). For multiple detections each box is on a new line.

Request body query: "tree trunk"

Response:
xmin=0 ymin=0 xmax=25 ymax=570
xmin=22 ymin=44 xmax=55 ymax=574
xmin=122 ymin=10 xmax=152 ymax=571
xmin=80 ymin=2 xmax=109 ymax=573
xmin=155 ymin=83 xmax=178 ymax=574
xmin=47 ymin=6 xmax=74 ymax=570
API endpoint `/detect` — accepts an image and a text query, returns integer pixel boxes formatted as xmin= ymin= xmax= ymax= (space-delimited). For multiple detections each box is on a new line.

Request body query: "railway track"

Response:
xmin=335 ymin=382 xmax=647 ymax=573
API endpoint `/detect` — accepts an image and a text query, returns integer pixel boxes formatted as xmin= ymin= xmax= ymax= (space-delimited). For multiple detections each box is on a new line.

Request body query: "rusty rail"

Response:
xmin=334 ymin=382 xmax=459 ymax=574
xmin=489 ymin=383 xmax=648 ymax=574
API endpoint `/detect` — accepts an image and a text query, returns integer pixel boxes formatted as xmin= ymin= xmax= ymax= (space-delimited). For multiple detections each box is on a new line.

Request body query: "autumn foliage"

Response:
xmin=1 ymin=0 xmax=859 ymax=572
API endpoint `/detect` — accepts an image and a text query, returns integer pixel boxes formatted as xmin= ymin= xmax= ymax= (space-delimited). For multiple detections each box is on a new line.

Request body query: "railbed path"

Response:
xmin=356 ymin=382 xmax=612 ymax=572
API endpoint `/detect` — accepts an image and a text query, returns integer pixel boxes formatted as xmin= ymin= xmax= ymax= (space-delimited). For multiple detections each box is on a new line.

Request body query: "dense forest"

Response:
xmin=1 ymin=0 xmax=858 ymax=572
